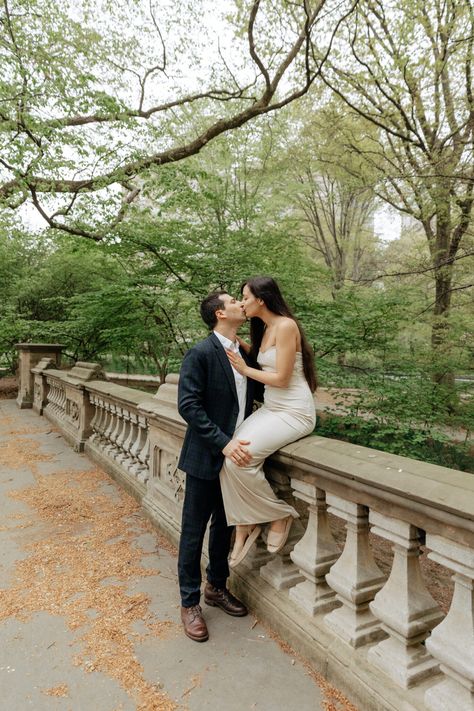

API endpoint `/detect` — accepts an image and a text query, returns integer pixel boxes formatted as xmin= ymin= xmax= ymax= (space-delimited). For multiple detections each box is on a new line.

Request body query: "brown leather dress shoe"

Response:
xmin=181 ymin=604 xmax=209 ymax=642
xmin=204 ymin=583 xmax=248 ymax=617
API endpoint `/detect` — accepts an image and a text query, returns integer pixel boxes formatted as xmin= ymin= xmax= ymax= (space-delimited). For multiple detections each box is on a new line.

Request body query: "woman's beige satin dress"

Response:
xmin=220 ymin=347 xmax=316 ymax=526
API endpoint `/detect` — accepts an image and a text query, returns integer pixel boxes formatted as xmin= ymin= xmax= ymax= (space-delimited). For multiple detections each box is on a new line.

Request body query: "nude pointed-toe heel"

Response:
xmin=266 ymin=516 xmax=293 ymax=554
xmin=229 ymin=525 xmax=262 ymax=568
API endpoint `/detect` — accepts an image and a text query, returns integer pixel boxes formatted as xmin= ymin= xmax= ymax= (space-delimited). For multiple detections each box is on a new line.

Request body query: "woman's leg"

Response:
xmin=220 ymin=407 xmax=304 ymax=527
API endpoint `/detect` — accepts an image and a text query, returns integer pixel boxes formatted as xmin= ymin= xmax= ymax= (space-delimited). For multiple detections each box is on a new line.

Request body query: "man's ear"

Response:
xmin=215 ymin=308 xmax=226 ymax=321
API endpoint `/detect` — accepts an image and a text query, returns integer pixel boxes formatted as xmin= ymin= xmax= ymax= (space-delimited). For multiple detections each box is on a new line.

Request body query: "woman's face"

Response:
xmin=241 ymin=284 xmax=262 ymax=318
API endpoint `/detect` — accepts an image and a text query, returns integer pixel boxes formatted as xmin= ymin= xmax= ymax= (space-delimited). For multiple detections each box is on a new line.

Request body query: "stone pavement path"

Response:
xmin=0 ymin=400 xmax=349 ymax=711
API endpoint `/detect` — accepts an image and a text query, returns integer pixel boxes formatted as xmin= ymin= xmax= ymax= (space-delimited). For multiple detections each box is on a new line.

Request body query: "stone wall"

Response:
xmin=17 ymin=345 xmax=474 ymax=711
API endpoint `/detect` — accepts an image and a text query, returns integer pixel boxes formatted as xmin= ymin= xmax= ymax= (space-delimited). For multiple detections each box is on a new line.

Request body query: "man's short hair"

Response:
xmin=200 ymin=291 xmax=228 ymax=330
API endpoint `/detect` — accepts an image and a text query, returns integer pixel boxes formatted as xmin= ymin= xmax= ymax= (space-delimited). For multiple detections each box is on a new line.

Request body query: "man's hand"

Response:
xmin=222 ymin=439 xmax=252 ymax=467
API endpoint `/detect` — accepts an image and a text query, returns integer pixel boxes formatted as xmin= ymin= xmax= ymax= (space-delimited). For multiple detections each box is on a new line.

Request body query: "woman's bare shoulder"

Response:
xmin=276 ymin=317 xmax=298 ymax=333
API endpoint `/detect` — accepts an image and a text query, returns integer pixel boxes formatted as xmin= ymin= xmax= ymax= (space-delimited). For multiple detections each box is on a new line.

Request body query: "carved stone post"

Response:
xmin=140 ymin=376 xmax=186 ymax=543
xmin=16 ymin=343 xmax=63 ymax=409
xmin=289 ymin=479 xmax=340 ymax=615
xmin=32 ymin=357 xmax=57 ymax=415
xmin=67 ymin=363 xmax=105 ymax=452
xmin=44 ymin=362 xmax=106 ymax=452
xmin=367 ymin=513 xmax=443 ymax=688
xmin=424 ymin=534 xmax=474 ymax=711
xmin=324 ymin=494 xmax=385 ymax=648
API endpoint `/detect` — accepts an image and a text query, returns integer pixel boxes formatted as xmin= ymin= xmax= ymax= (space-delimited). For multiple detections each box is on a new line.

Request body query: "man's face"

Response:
xmin=217 ymin=293 xmax=246 ymax=326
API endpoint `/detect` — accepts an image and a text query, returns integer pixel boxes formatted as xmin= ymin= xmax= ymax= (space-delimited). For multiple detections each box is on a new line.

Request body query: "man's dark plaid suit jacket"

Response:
xmin=177 ymin=332 xmax=261 ymax=480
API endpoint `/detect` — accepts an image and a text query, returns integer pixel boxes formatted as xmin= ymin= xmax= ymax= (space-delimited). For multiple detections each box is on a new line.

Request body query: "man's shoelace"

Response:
xmin=188 ymin=605 xmax=202 ymax=621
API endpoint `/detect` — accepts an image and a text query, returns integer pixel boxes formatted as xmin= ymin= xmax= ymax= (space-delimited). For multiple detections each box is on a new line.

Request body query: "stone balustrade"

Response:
xmin=16 ymin=344 xmax=474 ymax=711
xmin=85 ymin=381 xmax=154 ymax=498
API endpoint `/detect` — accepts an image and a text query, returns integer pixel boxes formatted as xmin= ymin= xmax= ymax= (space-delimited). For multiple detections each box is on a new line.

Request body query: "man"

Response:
xmin=177 ymin=291 xmax=260 ymax=642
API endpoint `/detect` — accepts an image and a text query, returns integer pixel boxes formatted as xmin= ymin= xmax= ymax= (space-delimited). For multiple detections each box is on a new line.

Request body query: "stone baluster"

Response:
xmin=88 ymin=395 xmax=100 ymax=443
xmin=135 ymin=418 xmax=150 ymax=483
xmin=114 ymin=407 xmax=131 ymax=462
xmin=259 ymin=471 xmax=305 ymax=591
xmin=324 ymin=495 xmax=386 ymax=648
xmin=98 ymin=400 xmax=113 ymax=449
xmin=367 ymin=513 xmax=443 ymax=688
xmin=289 ymin=481 xmax=340 ymax=616
xmin=424 ymin=534 xmax=474 ymax=711
xmin=49 ymin=381 xmax=65 ymax=418
xmin=46 ymin=381 xmax=55 ymax=412
xmin=58 ymin=386 xmax=67 ymax=418
xmin=121 ymin=411 xmax=139 ymax=469
xmin=54 ymin=384 xmax=61 ymax=415
xmin=129 ymin=414 xmax=148 ymax=479
xmin=103 ymin=403 xmax=118 ymax=453
xmin=47 ymin=381 xmax=58 ymax=415
xmin=91 ymin=396 xmax=107 ymax=445
xmin=106 ymin=405 xmax=123 ymax=456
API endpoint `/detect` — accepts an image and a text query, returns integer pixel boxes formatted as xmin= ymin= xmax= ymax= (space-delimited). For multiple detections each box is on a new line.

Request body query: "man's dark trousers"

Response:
xmin=178 ymin=472 xmax=232 ymax=607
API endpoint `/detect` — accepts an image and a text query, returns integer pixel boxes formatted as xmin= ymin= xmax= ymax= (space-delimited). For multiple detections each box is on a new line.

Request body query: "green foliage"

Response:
xmin=316 ymin=414 xmax=473 ymax=473
xmin=0 ymin=94 xmax=472 ymax=468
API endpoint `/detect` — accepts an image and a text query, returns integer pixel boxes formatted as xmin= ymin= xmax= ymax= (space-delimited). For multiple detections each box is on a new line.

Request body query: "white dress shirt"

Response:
xmin=213 ymin=331 xmax=247 ymax=431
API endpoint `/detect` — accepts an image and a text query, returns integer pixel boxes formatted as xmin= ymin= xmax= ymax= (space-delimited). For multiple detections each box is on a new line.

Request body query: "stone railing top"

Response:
xmin=66 ymin=362 xmax=106 ymax=383
xmin=105 ymin=372 xmax=161 ymax=384
xmin=139 ymin=374 xmax=185 ymax=426
xmin=276 ymin=435 xmax=474 ymax=531
xmin=164 ymin=373 xmax=180 ymax=385
xmin=85 ymin=380 xmax=154 ymax=408
xmin=31 ymin=357 xmax=58 ymax=374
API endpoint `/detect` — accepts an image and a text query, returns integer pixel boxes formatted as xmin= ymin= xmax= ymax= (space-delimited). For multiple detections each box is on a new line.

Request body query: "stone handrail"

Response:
xmin=17 ymin=344 xmax=474 ymax=711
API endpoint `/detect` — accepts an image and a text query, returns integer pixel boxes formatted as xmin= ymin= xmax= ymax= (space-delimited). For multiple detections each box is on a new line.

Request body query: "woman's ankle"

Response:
xmin=270 ymin=516 xmax=289 ymax=533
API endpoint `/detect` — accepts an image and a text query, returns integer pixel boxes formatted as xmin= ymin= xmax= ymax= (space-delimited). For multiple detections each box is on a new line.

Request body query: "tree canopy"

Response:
xmin=0 ymin=0 xmax=356 ymax=237
xmin=0 ymin=0 xmax=472 ymax=469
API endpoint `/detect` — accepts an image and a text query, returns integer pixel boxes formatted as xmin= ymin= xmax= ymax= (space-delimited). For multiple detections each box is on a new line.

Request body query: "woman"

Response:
xmin=221 ymin=276 xmax=317 ymax=567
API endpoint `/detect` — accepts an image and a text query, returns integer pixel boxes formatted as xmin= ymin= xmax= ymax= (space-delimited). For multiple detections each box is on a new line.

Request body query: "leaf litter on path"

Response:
xmin=0 ymin=433 xmax=180 ymax=711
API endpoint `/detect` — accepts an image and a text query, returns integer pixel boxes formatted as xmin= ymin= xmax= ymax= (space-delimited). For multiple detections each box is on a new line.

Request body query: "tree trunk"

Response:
xmin=425 ymin=188 xmax=457 ymax=389
xmin=431 ymin=272 xmax=455 ymax=389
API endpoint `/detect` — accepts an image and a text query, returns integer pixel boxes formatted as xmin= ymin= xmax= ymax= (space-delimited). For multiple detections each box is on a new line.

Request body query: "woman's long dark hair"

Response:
xmin=242 ymin=276 xmax=318 ymax=392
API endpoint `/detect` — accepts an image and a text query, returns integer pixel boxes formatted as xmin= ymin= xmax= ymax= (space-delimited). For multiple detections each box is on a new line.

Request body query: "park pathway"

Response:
xmin=0 ymin=399 xmax=356 ymax=711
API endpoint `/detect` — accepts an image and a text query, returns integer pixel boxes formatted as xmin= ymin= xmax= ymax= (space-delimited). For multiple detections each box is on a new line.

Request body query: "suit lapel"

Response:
xmin=209 ymin=333 xmax=238 ymax=401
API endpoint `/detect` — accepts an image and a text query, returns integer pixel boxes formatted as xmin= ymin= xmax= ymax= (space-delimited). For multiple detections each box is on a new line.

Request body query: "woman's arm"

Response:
xmin=227 ymin=319 xmax=298 ymax=388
